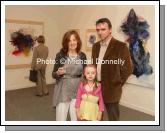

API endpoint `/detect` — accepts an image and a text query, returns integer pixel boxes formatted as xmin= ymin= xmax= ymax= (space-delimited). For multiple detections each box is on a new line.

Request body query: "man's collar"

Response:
xmin=100 ymin=36 xmax=112 ymax=46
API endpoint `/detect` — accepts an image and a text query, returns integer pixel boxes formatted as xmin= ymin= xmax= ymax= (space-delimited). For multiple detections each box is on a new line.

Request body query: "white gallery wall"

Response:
xmin=5 ymin=6 xmax=61 ymax=90
xmin=5 ymin=5 xmax=155 ymax=115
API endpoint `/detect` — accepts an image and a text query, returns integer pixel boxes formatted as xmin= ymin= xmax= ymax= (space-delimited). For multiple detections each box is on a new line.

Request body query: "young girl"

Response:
xmin=75 ymin=65 xmax=104 ymax=121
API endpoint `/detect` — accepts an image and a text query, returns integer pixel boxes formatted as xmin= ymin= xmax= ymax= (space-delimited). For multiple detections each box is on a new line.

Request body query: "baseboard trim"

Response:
xmin=5 ymin=81 xmax=55 ymax=91
xmin=120 ymin=100 xmax=154 ymax=116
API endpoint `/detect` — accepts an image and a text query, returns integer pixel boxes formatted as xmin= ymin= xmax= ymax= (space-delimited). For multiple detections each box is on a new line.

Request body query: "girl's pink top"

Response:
xmin=75 ymin=82 xmax=104 ymax=112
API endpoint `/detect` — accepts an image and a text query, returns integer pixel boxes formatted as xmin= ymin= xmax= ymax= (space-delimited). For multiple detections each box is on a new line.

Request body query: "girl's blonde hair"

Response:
xmin=81 ymin=64 xmax=99 ymax=90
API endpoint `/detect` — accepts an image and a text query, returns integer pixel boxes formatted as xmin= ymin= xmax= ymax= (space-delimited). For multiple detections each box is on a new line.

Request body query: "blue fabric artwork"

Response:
xmin=121 ymin=9 xmax=153 ymax=77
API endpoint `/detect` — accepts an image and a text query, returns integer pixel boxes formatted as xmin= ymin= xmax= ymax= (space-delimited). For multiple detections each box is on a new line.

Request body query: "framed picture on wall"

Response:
xmin=86 ymin=29 xmax=99 ymax=51
xmin=5 ymin=19 xmax=44 ymax=69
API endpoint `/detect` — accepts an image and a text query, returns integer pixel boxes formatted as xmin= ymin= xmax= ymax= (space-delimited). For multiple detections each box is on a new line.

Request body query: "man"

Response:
xmin=92 ymin=18 xmax=133 ymax=121
xmin=31 ymin=35 xmax=49 ymax=96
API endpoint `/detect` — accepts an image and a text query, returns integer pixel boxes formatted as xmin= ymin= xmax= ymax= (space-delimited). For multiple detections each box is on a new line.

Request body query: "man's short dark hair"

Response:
xmin=96 ymin=18 xmax=112 ymax=29
xmin=37 ymin=35 xmax=45 ymax=43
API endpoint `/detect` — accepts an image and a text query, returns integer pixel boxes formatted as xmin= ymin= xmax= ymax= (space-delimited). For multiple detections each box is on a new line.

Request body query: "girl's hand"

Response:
xmin=76 ymin=109 xmax=82 ymax=121
xmin=97 ymin=111 xmax=102 ymax=121
xmin=77 ymin=112 xmax=83 ymax=120
xmin=56 ymin=67 xmax=66 ymax=75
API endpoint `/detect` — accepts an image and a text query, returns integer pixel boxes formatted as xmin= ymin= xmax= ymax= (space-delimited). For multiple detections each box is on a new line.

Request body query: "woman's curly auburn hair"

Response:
xmin=61 ymin=30 xmax=82 ymax=55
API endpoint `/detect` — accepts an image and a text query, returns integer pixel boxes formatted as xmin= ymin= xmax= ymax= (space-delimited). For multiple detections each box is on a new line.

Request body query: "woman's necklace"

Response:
xmin=68 ymin=53 xmax=78 ymax=61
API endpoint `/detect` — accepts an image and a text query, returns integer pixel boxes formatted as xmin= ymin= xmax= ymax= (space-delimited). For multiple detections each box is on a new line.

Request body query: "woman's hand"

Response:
xmin=97 ymin=111 xmax=102 ymax=121
xmin=56 ymin=67 xmax=66 ymax=75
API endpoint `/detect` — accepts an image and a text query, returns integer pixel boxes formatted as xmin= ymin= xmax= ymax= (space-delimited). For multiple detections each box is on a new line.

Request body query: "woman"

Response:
xmin=52 ymin=30 xmax=87 ymax=121
xmin=31 ymin=35 xmax=49 ymax=96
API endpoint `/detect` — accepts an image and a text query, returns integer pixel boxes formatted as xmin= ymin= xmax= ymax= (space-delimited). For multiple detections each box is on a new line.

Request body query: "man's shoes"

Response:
xmin=36 ymin=94 xmax=43 ymax=97
xmin=35 ymin=92 xmax=49 ymax=97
